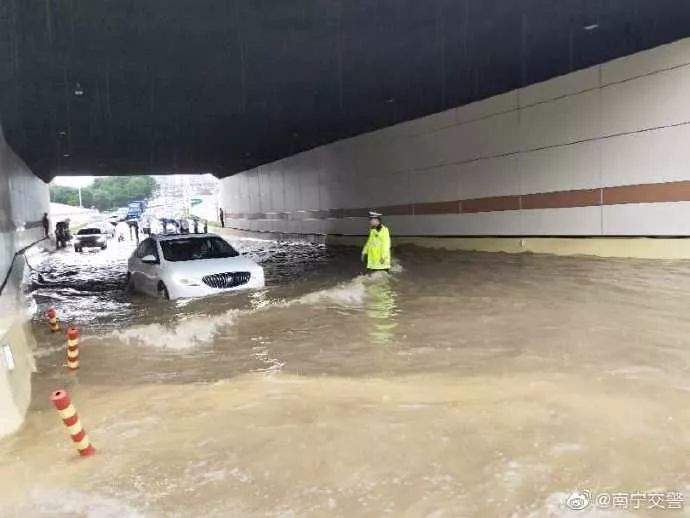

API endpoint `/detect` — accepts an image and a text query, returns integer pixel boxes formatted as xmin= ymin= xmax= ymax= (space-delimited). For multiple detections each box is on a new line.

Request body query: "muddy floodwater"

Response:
xmin=1 ymin=236 xmax=690 ymax=517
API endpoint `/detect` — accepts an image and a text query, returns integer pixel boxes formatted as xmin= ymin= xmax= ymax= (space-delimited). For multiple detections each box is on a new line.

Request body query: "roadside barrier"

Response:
xmin=50 ymin=389 xmax=96 ymax=457
xmin=46 ymin=307 xmax=60 ymax=333
xmin=66 ymin=326 xmax=80 ymax=370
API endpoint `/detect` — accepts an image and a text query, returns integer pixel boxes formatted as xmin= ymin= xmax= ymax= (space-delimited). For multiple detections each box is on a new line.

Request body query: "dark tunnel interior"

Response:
xmin=2 ymin=0 xmax=690 ymax=181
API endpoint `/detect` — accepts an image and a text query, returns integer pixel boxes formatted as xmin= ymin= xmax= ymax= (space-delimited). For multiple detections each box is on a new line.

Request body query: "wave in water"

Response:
xmin=105 ymin=273 xmax=387 ymax=349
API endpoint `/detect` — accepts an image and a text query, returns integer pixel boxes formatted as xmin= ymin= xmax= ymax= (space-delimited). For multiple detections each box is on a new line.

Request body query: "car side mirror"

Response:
xmin=141 ymin=254 xmax=158 ymax=264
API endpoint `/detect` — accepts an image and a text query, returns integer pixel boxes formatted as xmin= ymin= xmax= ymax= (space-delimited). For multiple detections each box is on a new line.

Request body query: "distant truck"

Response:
xmin=126 ymin=200 xmax=147 ymax=220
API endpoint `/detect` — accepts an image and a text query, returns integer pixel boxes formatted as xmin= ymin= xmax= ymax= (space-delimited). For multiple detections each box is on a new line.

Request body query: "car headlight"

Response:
xmin=173 ymin=276 xmax=200 ymax=286
xmin=97 ymin=236 xmax=106 ymax=242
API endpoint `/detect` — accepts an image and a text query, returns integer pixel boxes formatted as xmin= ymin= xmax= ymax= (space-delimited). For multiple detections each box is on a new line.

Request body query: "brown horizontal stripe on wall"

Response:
xmin=382 ymin=204 xmax=414 ymax=216
xmin=224 ymin=179 xmax=690 ymax=221
xmin=522 ymin=188 xmax=601 ymax=210
xmin=414 ymin=200 xmax=460 ymax=215
xmin=341 ymin=208 xmax=368 ymax=218
xmin=263 ymin=211 xmax=289 ymax=220
xmin=293 ymin=209 xmax=331 ymax=220
xmin=604 ymin=180 xmax=690 ymax=205
xmin=462 ymin=196 xmax=520 ymax=213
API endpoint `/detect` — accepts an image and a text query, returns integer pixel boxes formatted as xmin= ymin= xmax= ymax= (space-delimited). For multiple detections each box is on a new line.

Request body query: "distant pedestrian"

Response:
xmin=193 ymin=218 xmax=199 ymax=233
xmin=141 ymin=214 xmax=151 ymax=235
xmin=128 ymin=220 xmax=140 ymax=243
xmin=203 ymin=219 xmax=208 ymax=233
xmin=42 ymin=212 xmax=49 ymax=237
xmin=219 ymin=208 xmax=225 ymax=228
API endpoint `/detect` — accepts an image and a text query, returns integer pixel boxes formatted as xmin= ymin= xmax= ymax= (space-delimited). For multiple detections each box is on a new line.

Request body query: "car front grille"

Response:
xmin=202 ymin=271 xmax=251 ymax=289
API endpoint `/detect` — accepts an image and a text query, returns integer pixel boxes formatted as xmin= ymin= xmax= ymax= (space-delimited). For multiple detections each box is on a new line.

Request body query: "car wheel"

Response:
xmin=157 ymin=282 xmax=170 ymax=300
xmin=101 ymin=244 xmax=107 ymax=250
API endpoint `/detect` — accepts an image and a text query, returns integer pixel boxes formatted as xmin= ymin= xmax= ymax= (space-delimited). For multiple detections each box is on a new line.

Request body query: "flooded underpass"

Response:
xmin=2 ymin=236 xmax=690 ymax=517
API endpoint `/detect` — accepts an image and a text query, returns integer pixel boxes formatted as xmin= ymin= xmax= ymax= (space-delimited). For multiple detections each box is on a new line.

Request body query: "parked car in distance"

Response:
xmin=98 ymin=222 xmax=116 ymax=238
xmin=127 ymin=233 xmax=264 ymax=300
xmin=74 ymin=227 xmax=108 ymax=252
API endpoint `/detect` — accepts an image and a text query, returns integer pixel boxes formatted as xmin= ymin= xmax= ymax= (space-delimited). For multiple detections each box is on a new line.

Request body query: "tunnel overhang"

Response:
xmin=2 ymin=1 xmax=690 ymax=181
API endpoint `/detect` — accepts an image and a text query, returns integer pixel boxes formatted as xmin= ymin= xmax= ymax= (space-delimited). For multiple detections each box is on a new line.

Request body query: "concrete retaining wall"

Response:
xmin=0 ymin=120 xmax=49 ymax=437
xmin=0 ymin=122 xmax=49 ymax=276
xmin=220 ymin=37 xmax=690 ymax=242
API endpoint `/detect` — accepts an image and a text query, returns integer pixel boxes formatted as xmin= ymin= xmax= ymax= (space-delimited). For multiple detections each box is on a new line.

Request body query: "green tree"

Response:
xmin=50 ymin=185 xmax=79 ymax=206
xmin=50 ymin=176 xmax=158 ymax=211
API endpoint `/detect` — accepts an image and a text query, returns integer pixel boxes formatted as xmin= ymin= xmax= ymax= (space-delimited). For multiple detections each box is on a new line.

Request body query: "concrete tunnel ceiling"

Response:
xmin=2 ymin=1 xmax=690 ymax=182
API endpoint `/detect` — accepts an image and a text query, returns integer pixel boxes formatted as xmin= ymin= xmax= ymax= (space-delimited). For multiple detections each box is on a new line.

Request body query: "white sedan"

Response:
xmin=73 ymin=227 xmax=108 ymax=252
xmin=127 ymin=234 xmax=264 ymax=300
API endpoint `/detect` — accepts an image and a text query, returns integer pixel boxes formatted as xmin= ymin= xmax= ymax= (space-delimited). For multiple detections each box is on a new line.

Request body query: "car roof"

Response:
xmin=152 ymin=233 xmax=220 ymax=242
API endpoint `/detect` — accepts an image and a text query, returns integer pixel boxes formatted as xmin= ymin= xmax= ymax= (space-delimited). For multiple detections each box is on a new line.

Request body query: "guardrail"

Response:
xmin=0 ymin=235 xmax=47 ymax=297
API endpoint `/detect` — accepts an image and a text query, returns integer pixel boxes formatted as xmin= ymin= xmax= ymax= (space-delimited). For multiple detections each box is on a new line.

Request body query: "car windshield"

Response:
xmin=78 ymin=228 xmax=101 ymax=235
xmin=159 ymin=237 xmax=239 ymax=262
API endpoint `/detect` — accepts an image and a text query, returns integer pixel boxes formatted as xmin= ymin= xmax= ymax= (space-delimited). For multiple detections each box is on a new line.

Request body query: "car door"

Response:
xmin=131 ymin=240 xmax=149 ymax=293
xmin=137 ymin=239 xmax=161 ymax=296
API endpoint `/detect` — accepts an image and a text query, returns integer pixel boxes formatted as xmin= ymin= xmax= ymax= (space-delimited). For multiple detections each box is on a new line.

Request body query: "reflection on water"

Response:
xmin=2 ymin=237 xmax=690 ymax=516
xmin=365 ymin=273 xmax=399 ymax=346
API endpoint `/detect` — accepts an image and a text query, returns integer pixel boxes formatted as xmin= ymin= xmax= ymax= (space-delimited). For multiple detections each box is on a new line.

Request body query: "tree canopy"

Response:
xmin=50 ymin=176 xmax=158 ymax=211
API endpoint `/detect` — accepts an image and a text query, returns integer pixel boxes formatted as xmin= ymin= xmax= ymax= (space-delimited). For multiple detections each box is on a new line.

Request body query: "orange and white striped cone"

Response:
xmin=50 ymin=389 xmax=96 ymax=457
xmin=66 ymin=326 xmax=80 ymax=370
xmin=46 ymin=307 xmax=61 ymax=333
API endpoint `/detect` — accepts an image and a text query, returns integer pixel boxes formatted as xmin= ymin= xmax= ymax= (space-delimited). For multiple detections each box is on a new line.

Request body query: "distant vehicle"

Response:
xmin=126 ymin=200 xmax=147 ymax=220
xmin=74 ymin=227 xmax=108 ymax=252
xmin=127 ymin=233 xmax=264 ymax=300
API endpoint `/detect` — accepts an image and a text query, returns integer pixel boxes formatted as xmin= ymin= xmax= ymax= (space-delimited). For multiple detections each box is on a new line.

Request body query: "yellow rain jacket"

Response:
xmin=362 ymin=224 xmax=391 ymax=270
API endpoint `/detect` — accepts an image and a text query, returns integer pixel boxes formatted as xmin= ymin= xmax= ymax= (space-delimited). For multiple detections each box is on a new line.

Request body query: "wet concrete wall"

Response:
xmin=220 ymin=37 xmax=690 ymax=238
xmin=0 ymin=121 xmax=50 ymax=275
xmin=0 ymin=119 xmax=48 ymax=437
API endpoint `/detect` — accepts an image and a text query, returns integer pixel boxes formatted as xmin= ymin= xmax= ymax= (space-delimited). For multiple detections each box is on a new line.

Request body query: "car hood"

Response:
xmin=163 ymin=255 xmax=261 ymax=276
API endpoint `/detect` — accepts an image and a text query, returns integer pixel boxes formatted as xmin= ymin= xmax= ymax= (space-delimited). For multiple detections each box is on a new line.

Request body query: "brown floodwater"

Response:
xmin=1 ymin=236 xmax=690 ymax=517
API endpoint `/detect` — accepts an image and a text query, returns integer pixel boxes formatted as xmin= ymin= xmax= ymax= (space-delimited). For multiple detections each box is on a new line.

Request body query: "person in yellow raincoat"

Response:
xmin=361 ymin=211 xmax=391 ymax=271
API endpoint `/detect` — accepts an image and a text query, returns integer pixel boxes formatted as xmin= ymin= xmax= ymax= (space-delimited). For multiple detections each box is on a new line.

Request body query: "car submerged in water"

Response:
xmin=127 ymin=233 xmax=264 ymax=300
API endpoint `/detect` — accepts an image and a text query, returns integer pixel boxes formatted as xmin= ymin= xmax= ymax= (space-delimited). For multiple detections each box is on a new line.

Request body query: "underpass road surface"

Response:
xmin=2 ymin=236 xmax=690 ymax=517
